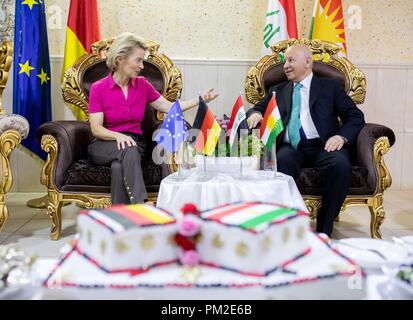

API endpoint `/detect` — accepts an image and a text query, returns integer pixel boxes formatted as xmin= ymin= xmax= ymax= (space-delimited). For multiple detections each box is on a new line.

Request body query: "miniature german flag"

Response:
xmin=191 ymin=97 xmax=221 ymax=156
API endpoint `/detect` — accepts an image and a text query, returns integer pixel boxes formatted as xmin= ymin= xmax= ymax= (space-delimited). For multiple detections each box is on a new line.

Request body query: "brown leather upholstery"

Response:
xmin=37 ymin=38 xmax=183 ymax=240
xmin=260 ymin=62 xmax=395 ymax=198
xmin=295 ymin=124 xmax=395 ymax=196
xmin=263 ymin=61 xmax=346 ymax=93
xmin=246 ymin=39 xmax=394 ymax=238
xmin=82 ymin=60 xmax=164 ymax=97
xmin=37 ymin=58 xmax=170 ymax=195
xmin=356 ymin=123 xmax=395 ymax=193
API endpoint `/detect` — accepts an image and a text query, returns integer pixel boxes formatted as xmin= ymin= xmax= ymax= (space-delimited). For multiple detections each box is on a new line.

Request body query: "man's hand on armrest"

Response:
xmin=247 ymin=112 xmax=263 ymax=129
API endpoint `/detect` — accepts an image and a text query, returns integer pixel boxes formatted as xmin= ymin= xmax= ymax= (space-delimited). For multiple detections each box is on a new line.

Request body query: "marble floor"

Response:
xmin=0 ymin=191 xmax=413 ymax=259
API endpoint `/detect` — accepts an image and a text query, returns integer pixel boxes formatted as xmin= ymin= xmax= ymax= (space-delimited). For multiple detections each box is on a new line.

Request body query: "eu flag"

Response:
xmin=13 ymin=0 xmax=52 ymax=160
xmin=154 ymin=100 xmax=188 ymax=154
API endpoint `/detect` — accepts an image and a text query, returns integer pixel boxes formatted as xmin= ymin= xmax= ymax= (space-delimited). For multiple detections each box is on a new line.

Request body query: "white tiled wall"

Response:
xmin=2 ymin=57 xmax=413 ymax=191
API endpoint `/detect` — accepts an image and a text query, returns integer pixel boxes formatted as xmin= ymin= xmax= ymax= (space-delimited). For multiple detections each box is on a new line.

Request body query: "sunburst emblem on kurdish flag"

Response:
xmin=309 ymin=0 xmax=347 ymax=56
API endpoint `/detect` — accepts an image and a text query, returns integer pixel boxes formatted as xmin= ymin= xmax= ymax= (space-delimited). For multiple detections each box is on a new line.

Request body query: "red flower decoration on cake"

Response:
xmin=175 ymin=234 xmax=196 ymax=251
xmin=181 ymin=203 xmax=200 ymax=216
xmin=176 ymin=203 xmax=201 ymax=266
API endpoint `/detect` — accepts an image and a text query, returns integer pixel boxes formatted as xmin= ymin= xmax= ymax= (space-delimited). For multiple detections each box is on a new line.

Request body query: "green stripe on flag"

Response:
xmin=265 ymin=127 xmax=277 ymax=149
xmin=309 ymin=17 xmax=315 ymax=38
xmin=240 ymin=208 xmax=297 ymax=229
xmin=265 ymin=119 xmax=284 ymax=150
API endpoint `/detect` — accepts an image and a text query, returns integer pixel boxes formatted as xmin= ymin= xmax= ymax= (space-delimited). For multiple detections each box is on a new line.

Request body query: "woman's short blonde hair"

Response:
xmin=106 ymin=32 xmax=148 ymax=71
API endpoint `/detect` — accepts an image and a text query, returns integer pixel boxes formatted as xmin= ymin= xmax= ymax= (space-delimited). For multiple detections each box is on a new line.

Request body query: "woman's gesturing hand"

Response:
xmin=115 ymin=133 xmax=137 ymax=150
xmin=202 ymin=88 xmax=219 ymax=103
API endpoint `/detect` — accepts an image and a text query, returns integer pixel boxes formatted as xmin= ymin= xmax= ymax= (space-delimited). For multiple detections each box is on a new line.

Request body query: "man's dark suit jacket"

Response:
xmin=248 ymin=75 xmax=365 ymax=147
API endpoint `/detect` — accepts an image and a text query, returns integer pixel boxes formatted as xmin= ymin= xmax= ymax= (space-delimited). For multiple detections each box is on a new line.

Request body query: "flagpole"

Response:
xmin=177 ymin=98 xmax=183 ymax=177
xmin=272 ymin=91 xmax=278 ymax=176
xmin=239 ymin=136 xmax=243 ymax=177
xmin=238 ymin=92 xmax=243 ymax=177
xmin=178 ymin=148 xmax=182 ymax=176
xmin=203 ymin=153 xmax=207 ymax=176
xmin=197 ymin=91 xmax=207 ymax=177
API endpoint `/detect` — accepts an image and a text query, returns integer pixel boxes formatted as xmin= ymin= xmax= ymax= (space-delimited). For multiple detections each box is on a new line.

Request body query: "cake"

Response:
xmin=76 ymin=201 xmax=310 ymax=277
xmin=76 ymin=204 xmax=178 ymax=274
xmin=42 ymin=232 xmax=364 ymax=300
xmin=197 ymin=202 xmax=310 ymax=276
xmin=43 ymin=203 xmax=364 ymax=299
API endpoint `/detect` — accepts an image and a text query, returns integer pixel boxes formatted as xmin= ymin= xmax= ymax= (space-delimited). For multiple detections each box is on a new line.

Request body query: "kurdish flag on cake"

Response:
xmin=198 ymin=201 xmax=310 ymax=277
xmin=202 ymin=202 xmax=300 ymax=232
xmin=260 ymin=93 xmax=284 ymax=149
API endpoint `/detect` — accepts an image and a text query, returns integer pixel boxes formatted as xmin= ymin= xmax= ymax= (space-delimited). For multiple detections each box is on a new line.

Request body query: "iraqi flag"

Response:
xmin=191 ymin=97 xmax=221 ymax=156
xmin=262 ymin=0 xmax=298 ymax=56
xmin=227 ymin=95 xmax=248 ymax=147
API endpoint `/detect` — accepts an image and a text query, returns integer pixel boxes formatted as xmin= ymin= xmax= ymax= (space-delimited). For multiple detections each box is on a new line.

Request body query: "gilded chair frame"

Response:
xmin=0 ymin=41 xmax=13 ymax=113
xmin=41 ymin=38 xmax=182 ymax=240
xmin=0 ymin=42 xmax=23 ymax=232
xmin=245 ymin=38 xmax=391 ymax=239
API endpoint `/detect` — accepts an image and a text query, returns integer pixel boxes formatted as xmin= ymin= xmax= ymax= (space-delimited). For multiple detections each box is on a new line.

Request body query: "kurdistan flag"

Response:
xmin=262 ymin=0 xmax=298 ymax=57
xmin=309 ymin=0 xmax=347 ymax=57
xmin=260 ymin=94 xmax=284 ymax=150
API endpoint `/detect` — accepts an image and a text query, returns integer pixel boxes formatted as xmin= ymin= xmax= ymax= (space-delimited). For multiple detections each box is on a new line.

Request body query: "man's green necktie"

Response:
xmin=288 ymin=82 xmax=303 ymax=149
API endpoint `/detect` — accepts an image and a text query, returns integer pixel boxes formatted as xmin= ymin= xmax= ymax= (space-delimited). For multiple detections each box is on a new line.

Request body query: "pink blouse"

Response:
xmin=88 ymin=73 xmax=161 ymax=135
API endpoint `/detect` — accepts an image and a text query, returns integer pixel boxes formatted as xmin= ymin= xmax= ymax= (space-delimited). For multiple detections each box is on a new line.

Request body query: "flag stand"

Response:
xmin=263 ymin=142 xmax=277 ymax=175
xmin=177 ymin=143 xmax=183 ymax=177
xmin=176 ymin=141 xmax=190 ymax=179
xmin=203 ymin=154 xmax=207 ymax=176
xmin=239 ymin=134 xmax=243 ymax=178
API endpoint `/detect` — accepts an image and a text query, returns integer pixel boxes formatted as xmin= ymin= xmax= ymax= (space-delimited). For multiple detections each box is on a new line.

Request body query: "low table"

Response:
xmin=157 ymin=170 xmax=307 ymax=214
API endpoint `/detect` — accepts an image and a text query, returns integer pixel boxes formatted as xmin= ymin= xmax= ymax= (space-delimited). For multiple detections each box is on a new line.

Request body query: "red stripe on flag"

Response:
xmin=227 ymin=95 xmax=243 ymax=131
xmin=67 ymin=0 xmax=101 ymax=54
xmin=259 ymin=95 xmax=277 ymax=138
xmin=280 ymin=0 xmax=298 ymax=38
xmin=194 ymin=108 xmax=218 ymax=152
xmin=318 ymin=0 xmax=346 ymax=50
xmin=207 ymin=203 xmax=257 ymax=221
xmin=109 ymin=205 xmax=153 ymax=225
xmin=320 ymin=0 xmax=344 ymax=20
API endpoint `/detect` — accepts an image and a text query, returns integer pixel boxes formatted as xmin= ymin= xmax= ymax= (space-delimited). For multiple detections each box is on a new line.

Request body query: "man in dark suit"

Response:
xmin=247 ymin=44 xmax=365 ymax=237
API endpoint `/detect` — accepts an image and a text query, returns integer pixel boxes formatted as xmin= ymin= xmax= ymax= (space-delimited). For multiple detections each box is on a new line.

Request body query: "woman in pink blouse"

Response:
xmin=88 ymin=32 xmax=218 ymax=204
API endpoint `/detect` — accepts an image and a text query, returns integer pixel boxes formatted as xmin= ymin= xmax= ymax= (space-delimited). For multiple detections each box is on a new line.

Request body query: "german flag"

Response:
xmin=62 ymin=0 xmax=101 ymax=120
xmin=191 ymin=97 xmax=221 ymax=156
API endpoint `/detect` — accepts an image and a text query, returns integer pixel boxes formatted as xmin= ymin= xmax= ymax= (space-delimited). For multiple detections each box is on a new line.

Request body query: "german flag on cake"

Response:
xmin=191 ymin=96 xmax=221 ymax=156
xmin=80 ymin=204 xmax=175 ymax=234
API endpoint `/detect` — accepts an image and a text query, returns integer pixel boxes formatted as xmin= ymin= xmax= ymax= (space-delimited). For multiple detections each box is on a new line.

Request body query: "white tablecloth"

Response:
xmin=157 ymin=170 xmax=307 ymax=214
xmin=5 ymin=233 xmax=367 ymax=300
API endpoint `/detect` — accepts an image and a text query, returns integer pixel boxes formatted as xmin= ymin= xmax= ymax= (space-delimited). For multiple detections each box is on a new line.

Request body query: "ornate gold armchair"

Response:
xmin=0 ymin=41 xmax=29 ymax=233
xmin=245 ymin=39 xmax=395 ymax=239
xmin=37 ymin=38 xmax=182 ymax=240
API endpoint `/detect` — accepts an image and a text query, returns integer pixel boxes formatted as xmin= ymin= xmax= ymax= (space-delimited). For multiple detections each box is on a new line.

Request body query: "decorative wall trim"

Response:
xmin=0 ymin=0 xmax=14 ymax=42
xmin=50 ymin=55 xmax=413 ymax=69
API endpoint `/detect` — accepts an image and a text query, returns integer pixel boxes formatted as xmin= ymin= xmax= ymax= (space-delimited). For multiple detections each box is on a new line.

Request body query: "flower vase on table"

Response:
xmin=193 ymin=115 xmax=263 ymax=177
xmin=169 ymin=141 xmax=193 ymax=181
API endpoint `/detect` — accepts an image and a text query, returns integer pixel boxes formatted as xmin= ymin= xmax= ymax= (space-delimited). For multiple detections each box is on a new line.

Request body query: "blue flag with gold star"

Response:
xmin=154 ymin=100 xmax=188 ymax=154
xmin=13 ymin=0 xmax=52 ymax=160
